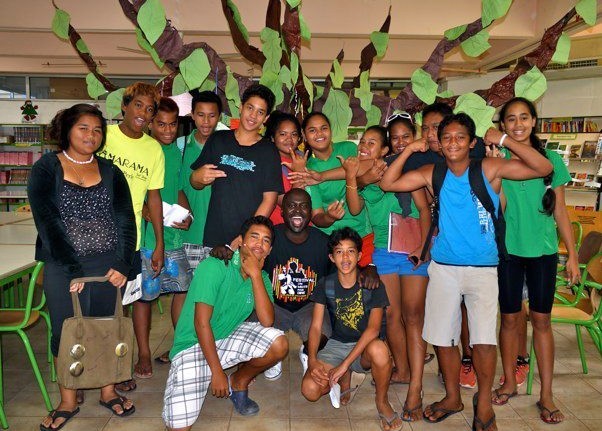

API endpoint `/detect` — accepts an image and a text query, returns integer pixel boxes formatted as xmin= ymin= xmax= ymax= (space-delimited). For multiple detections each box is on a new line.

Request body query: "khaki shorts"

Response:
xmin=422 ymin=261 xmax=498 ymax=347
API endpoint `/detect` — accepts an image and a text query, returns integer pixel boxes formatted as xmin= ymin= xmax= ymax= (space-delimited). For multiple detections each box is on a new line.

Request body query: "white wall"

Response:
xmin=0 ymin=100 xmax=107 ymax=124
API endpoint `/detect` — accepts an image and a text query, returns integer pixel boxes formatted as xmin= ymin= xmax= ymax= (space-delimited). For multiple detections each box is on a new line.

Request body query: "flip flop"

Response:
xmin=99 ymin=396 xmax=136 ymax=417
xmin=491 ymin=388 xmax=518 ymax=406
xmin=401 ymin=401 xmax=423 ymax=422
xmin=133 ymin=363 xmax=153 ymax=379
xmin=115 ymin=379 xmax=137 ymax=394
xmin=423 ymin=402 xmax=464 ymax=423
xmin=341 ymin=371 xmax=366 ymax=406
xmin=154 ymin=351 xmax=171 ymax=364
xmin=424 ymin=353 xmax=435 ymax=364
xmin=473 ymin=392 xmax=496 ymax=431
xmin=379 ymin=411 xmax=403 ymax=431
xmin=39 ymin=407 xmax=80 ymax=431
xmin=536 ymin=401 xmax=564 ymax=424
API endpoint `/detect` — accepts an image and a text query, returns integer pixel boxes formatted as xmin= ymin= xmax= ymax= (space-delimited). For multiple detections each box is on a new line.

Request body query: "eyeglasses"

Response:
xmin=386 ymin=111 xmax=413 ymax=126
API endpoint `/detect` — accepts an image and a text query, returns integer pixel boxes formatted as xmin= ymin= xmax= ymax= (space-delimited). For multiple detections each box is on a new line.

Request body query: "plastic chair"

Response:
xmin=556 ymin=230 xmax=602 ymax=301
xmin=527 ymin=252 xmax=602 ymax=394
xmin=13 ymin=204 xmax=31 ymax=213
xmin=0 ymin=261 xmax=53 ymax=421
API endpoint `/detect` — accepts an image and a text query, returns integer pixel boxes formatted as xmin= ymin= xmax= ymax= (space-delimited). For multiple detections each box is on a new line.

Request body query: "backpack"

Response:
xmin=324 ymin=276 xmax=373 ymax=330
xmin=419 ymin=159 xmax=508 ymax=262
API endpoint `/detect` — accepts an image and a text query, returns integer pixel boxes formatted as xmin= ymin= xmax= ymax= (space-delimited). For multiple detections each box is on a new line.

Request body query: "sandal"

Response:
xmin=341 ymin=371 xmax=365 ymax=406
xmin=99 ymin=396 xmax=136 ymax=417
xmin=39 ymin=407 xmax=80 ymax=431
xmin=115 ymin=379 xmax=137 ymax=394
xmin=536 ymin=401 xmax=564 ymax=424
xmin=379 ymin=411 xmax=403 ymax=431
xmin=473 ymin=392 xmax=496 ymax=431
xmin=491 ymin=388 xmax=518 ymax=406
xmin=401 ymin=401 xmax=422 ymax=422
xmin=154 ymin=351 xmax=171 ymax=364
xmin=423 ymin=401 xmax=464 ymax=423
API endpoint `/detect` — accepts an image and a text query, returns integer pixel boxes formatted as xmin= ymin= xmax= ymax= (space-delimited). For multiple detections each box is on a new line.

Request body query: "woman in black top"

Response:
xmin=29 ymin=104 xmax=136 ymax=430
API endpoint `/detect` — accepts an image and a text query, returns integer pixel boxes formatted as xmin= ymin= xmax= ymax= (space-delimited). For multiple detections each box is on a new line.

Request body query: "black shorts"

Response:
xmin=498 ymin=253 xmax=557 ymax=314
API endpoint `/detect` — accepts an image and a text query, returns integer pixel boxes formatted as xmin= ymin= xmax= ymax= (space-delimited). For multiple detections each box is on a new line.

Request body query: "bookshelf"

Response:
xmin=539 ymin=116 xmax=601 ymax=134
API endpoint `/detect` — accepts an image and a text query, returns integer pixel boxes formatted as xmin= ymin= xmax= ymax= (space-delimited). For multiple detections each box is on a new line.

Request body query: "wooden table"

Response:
xmin=0 ymin=212 xmax=33 ymax=226
xmin=0 ymin=224 xmax=37 ymax=245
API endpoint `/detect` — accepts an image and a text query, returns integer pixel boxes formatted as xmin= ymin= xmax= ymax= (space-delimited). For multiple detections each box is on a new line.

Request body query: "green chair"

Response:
xmin=0 ymin=261 xmax=53 ymax=424
xmin=527 ymin=252 xmax=602 ymax=395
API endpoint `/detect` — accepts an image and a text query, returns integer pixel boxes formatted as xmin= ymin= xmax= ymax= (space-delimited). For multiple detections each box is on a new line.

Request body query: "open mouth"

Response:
xmin=290 ymin=216 xmax=305 ymax=228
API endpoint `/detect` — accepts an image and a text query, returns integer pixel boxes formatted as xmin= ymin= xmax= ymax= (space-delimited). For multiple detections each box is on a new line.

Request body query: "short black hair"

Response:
xmin=437 ymin=113 xmax=476 ymax=142
xmin=191 ymin=89 xmax=223 ymax=114
xmin=327 ymin=227 xmax=363 ymax=255
xmin=239 ymin=215 xmax=275 ymax=245
xmin=157 ymin=97 xmax=179 ymax=116
xmin=282 ymin=188 xmax=311 ymax=207
xmin=423 ymin=102 xmax=453 ymax=120
xmin=241 ymin=84 xmax=275 ymax=114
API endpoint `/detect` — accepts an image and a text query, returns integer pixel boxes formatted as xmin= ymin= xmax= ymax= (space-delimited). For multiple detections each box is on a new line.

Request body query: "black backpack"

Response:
xmin=419 ymin=159 xmax=508 ymax=262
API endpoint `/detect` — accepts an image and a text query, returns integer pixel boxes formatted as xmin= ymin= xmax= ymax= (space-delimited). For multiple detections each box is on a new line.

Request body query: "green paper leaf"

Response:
xmin=365 ymin=105 xmax=382 ymax=127
xmin=370 ymin=31 xmax=389 ymax=58
xmin=290 ymin=52 xmax=299 ymax=85
xmin=299 ymin=12 xmax=311 ymax=41
xmin=227 ymin=0 xmax=250 ymax=41
xmin=314 ymin=84 xmax=324 ymax=100
xmin=444 ymin=24 xmax=467 ymax=41
xmin=260 ymin=70 xmax=284 ymax=107
xmin=460 ymin=29 xmax=491 ymax=57
xmin=551 ymin=32 xmax=571 ymax=65
xmin=199 ymin=78 xmax=216 ymax=93
xmin=138 ymin=0 xmax=166 ymax=45
xmin=51 ymin=8 xmax=70 ymax=40
xmin=260 ymin=27 xmax=282 ymax=73
xmin=514 ymin=66 xmax=547 ymax=101
xmin=481 ymin=0 xmax=512 ymax=28
xmin=286 ymin=0 xmax=301 ymax=8
xmin=453 ymin=92 xmax=495 ymax=137
xmin=437 ymin=89 xmax=454 ymax=98
xmin=85 ymin=73 xmax=107 ymax=99
xmin=411 ymin=69 xmax=438 ymax=105
xmin=172 ymin=74 xmax=189 ymax=95
xmin=180 ymin=49 xmax=211 ymax=90
xmin=322 ymin=89 xmax=353 ymax=142
xmin=354 ymin=71 xmax=373 ymax=112
xmin=576 ymin=0 xmax=596 ymax=26
xmin=225 ymin=66 xmax=241 ymax=118
xmin=302 ymin=74 xmax=315 ymax=111
xmin=75 ymin=39 xmax=89 ymax=54
xmin=414 ymin=112 xmax=423 ymax=127
xmin=329 ymin=59 xmax=345 ymax=89
xmin=279 ymin=65 xmax=292 ymax=90
xmin=135 ymin=28 xmax=164 ymax=69
xmin=106 ymin=88 xmax=125 ymax=120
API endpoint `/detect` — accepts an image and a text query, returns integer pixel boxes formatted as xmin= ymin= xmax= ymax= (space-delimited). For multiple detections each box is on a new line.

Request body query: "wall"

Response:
xmin=0 ymin=100 xmax=107 ymax=124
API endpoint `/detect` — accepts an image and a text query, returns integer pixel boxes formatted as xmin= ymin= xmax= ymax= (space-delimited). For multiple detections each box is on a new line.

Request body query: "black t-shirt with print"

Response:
xmin=311 ymin=273 xmax=389 ymax=343
xmin=191 ymin=130 xmax=284 ymax=247
xmin=264 ymin=225 xmax=332 ymax=313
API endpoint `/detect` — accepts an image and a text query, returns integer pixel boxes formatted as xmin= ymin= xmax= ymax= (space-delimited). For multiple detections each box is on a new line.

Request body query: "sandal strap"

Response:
xmin=474 ymin=413 xmax=496 ymax=431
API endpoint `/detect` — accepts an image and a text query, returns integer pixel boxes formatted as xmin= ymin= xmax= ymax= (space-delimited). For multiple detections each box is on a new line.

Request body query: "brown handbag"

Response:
xmin=57 ymin=277 xmax=134 ymax=389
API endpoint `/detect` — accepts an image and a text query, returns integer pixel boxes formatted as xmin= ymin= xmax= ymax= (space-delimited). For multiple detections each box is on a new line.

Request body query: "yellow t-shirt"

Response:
xmin=99 ymin=125 xmax=165 ymax=250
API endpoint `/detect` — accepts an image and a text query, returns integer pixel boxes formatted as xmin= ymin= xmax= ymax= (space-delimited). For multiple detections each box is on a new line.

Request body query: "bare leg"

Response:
xmin=133 ymin=300 xmax=153 ymax=377
xmin=171 ymin=293 xmax=186 ymax=326
xmin=230 ymin=335 xmax=289 ymax=390
xmin=472 ymin=344 xmax=497 ymax=430
xmin=99 ymin=384 xmax=134 ymax=415
xmin=380 ymin=273 xmax=409 ymax=383
xmin=424 ymin=346 xmax=464 ymax=421
xmin=460 ymin=302 xmax=472 ymax=358
xmin=40 ymin=359 xmax=78 ymax=430
xmin=494 ymin=312 xmax=520 ymax=402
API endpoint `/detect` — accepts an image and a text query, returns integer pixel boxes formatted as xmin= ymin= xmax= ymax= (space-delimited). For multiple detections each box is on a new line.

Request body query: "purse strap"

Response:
xmin=69 ymin=276 xmax=124 ymax=318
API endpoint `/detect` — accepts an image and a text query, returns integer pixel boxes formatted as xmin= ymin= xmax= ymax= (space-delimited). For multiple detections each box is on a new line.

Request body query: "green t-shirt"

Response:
xmin=502 ymin=148 xmax=571 ymax=257
xmin=142 ymin=142 xmax=183 ymax=251
xmin=178 ymin=131 xmax=211 ymax=245
xmin=169 ymin=251 xmax=273 ymax=359
xmin=361 ymin=184 xmax=418 ymax=249
xmin=306 ymin=141 xmax=371 ymax=237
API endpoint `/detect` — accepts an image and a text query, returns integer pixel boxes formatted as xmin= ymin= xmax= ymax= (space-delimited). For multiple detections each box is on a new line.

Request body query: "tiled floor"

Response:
xmin=2 ymin=295 xmax=601 ymax=430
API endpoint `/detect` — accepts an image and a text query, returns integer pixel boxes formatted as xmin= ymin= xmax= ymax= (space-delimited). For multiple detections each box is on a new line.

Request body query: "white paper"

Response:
xmin=122 ymin=273 xmax=142 ymax=305
xmin=162 ymin=202 xmax=190 ymax=227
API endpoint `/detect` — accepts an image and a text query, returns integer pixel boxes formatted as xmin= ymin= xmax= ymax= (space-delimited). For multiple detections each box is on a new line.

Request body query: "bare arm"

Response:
xmin=190 ymin=164 xmax=226 ymax=190
xmin=553 ymin=186 xmax=580 ymax=285
xmin=147 ymin=189 xmax=164 ymax=276
xmin=380 ymin=139 xmax=430 ymax=193
xmin=254 ymin=191 xmax=278 ymax=217
xmin=240 ymin=244 xmax=274 ymax=326
xmin=311 ymin=202 xmax=345 ymax=228
xmin=196 ymin=303 xmax=229 ymax=398
xmin=340 ymin=156 xmax=364 ymax=216
xmin=410 ymin=187 xmax=431 ymax=263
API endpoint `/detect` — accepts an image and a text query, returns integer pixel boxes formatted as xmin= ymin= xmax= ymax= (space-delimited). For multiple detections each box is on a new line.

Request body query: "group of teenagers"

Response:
xmin=27 ymin=80 xmax=579 ymax=431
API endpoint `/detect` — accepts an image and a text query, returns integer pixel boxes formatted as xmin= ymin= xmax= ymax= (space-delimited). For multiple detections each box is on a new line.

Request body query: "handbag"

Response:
xmin=388 ymin=212 xmax=422 ymax=255
xmin=57 ymin=276 xmax=134 ymax=389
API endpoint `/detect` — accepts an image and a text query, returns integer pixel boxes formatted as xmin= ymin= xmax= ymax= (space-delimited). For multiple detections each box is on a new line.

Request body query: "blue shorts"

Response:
xmin=140 ymin=247 xmax=192 ymax=301
xmin=372 ymin=248 xmax=429 ymax=277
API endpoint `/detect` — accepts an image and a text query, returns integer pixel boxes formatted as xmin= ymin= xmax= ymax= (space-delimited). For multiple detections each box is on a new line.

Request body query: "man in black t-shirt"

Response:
xmin=263 ymin=189 xmax=333 ymax=375
xmin=190 ymin=84 xmax=283 ymax=251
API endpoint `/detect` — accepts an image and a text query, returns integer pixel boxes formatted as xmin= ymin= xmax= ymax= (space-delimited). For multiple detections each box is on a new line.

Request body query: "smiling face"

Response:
xmin=121 ymin=95 xmax=156 ymax=138
xmin=501 ymin=100 xmax=536 ymax=145
xmin=273 ymin=120 xmax=301 ymax=157
xmin=192 ymin=101 xmax=220 ymax=142
xmin=239 ymin=96 xmax=269 ymax=133
xmin=303 ymin=115 xmax=332 ymax=154
xmin=242 ymin=223 xmax=273 ymax=260
xmin=150 ymin=110 xmax=178 ymax=145
xmin=389 ymin=122 xmax=415 ymax=154
xmin=439 ymin=121 xmax=475 ymax=162
xmin=329 ymin=239 xmax=362 ymax=276
xmin=68 ymin=114 xmax=103 ymax=157
xmin=282 ymin=189 xmax=311 ymax=233
xmin=421 ymin=112 xmax=445 ymax=153
xmin=358 ymin=129 xmax=389 ymax=161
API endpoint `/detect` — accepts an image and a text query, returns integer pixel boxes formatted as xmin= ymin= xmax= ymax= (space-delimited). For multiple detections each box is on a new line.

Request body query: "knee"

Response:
xmin=402 ymin=307 xmax=423 ymax=327
xmin=530 ymin=313 xmax=551 ymax=332
xmin=385 ymin=307 xmax=401 ymax=324
xmin=366 ymin=339 xmax=392 ymax=369
xmin=301 ymin=377 xmax=322 ymax=402
xmin=269 ymin=335 xmax=289 ymax=361
xmin=501 ymin=313 xmax=521 ymax=330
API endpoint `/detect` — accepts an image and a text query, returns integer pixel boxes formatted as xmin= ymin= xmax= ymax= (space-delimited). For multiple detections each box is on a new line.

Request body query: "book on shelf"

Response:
xmin=569 ymin=144 xmax=583 ymax=159
xmin=540 ymin=118 xmax=600 ymax=133
xmin=581 ymin=141 xmax=597 ymax=159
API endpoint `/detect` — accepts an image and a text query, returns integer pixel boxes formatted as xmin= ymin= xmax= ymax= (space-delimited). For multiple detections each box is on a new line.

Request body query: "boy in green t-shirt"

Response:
xmin=176 ymin=91 xmax=222 ymax=270
xmin=162 ymin=216 xmax=288 ymax=430
xmin=137 ymin=98 xmax=194 ymax=369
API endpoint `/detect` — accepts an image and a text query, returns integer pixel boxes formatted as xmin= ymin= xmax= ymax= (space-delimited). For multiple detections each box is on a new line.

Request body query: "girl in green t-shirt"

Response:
xmin=340 ymin=124 xmax=431 ymax=422
xmin=491 ymin=97 xmax=579 ymax=424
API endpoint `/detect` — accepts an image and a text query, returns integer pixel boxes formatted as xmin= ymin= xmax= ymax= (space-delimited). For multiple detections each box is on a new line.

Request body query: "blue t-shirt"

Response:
xmin=431 ymin=168 xmax=499 ymax=266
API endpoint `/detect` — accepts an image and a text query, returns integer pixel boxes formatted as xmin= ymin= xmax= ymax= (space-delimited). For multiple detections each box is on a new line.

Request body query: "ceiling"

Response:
xmin=0 ymin=0 xmax=600 ymax=83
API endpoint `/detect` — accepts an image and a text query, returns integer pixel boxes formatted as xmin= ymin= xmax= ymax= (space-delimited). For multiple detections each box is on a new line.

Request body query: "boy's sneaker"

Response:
xmin=263 ymin=361 xmax=282 ymax=381
xmin=299 ymin=345 xmax=309 ymax=375
xmin=499 ymin=356 xmax=530 ymax=387
xmin=459 ymin=356 xmax=477 ymax=389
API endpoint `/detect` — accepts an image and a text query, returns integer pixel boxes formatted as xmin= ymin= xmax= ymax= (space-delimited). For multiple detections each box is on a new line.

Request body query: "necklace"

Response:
xmin=62 ymin=150 xmax=94 ymax=165
xmin=68 ymin=164 xmax=85 ymax=186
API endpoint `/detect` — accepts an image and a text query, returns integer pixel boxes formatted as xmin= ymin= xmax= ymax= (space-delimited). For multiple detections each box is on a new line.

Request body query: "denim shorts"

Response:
xmin=140 ymin=247 xmax=192 ymax=301
xmin=372 ymin=248 xmax=429 ymax=277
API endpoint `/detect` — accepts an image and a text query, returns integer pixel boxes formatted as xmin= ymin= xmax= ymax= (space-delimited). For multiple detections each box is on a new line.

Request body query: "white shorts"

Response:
xmin=162 ymin=322 xmax=284 ymax=429
xmin=422 ymin=261 xmax=498 ymax=347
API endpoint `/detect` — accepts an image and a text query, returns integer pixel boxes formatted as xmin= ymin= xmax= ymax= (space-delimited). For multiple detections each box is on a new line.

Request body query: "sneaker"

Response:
xmin=299 ymin=345 xmax=309 ymax=375
xmin=263 ymin=361 xmax=282 ymax=381
xmin=459 ymin=356 xmax=477 ymax=389
xmin=499 ymin=357 xmax=530 ymax=387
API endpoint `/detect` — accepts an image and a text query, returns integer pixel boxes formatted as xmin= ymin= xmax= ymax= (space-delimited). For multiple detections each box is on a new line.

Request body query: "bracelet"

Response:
xmin=188 ymin=213 xmax=194 ymax=221
xmin=498 ymin=133 xmax=508 ymax=148
xmin=225 ymin=244 xmax=233 ymax=251
xmin=367 ymin=263 xmax=376 ymax=267
xmin=346 ymin=184 xmax=358 ymax=190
